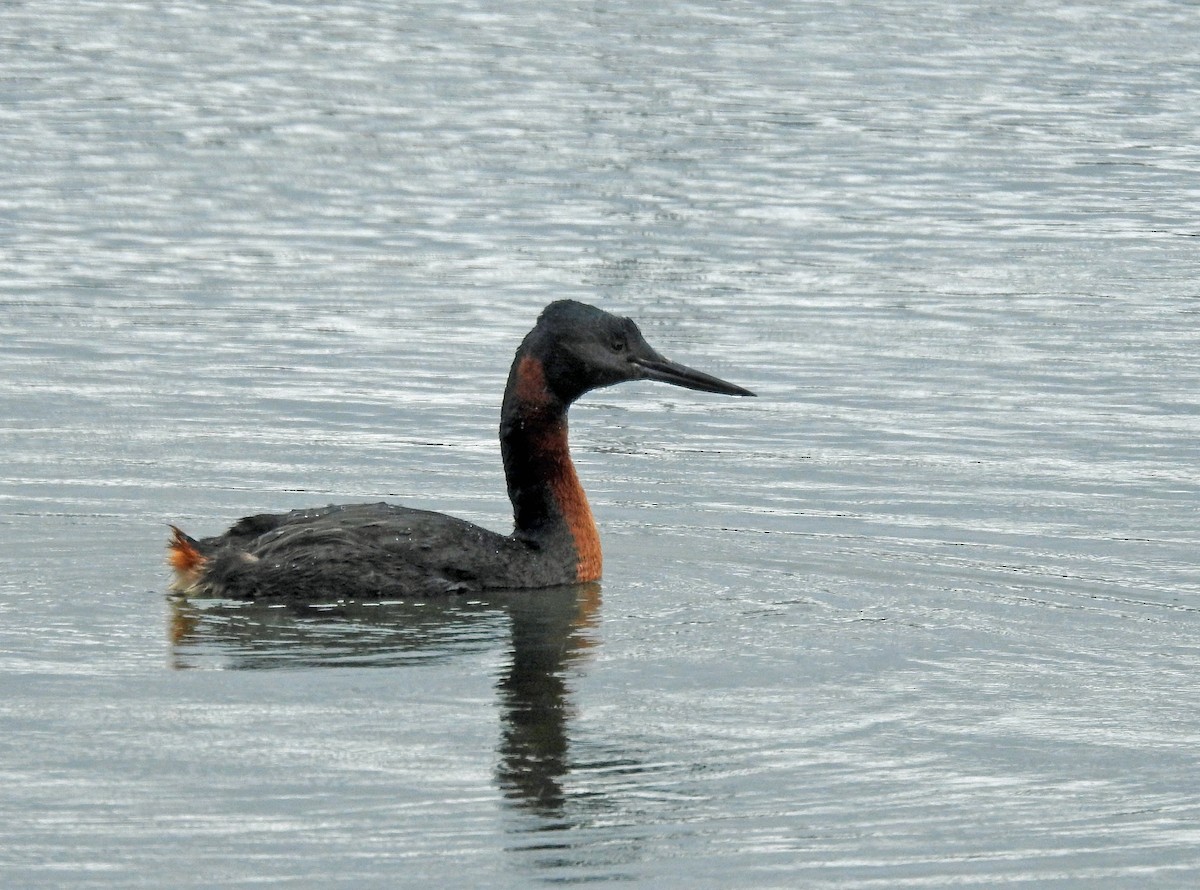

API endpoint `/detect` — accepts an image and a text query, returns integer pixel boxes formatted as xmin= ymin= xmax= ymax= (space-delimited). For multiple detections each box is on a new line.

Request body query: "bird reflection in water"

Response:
xmin=167 ymin=582 xmax=601 ymax=816
xmin=494 ymin=583 xmax=601 ymax=815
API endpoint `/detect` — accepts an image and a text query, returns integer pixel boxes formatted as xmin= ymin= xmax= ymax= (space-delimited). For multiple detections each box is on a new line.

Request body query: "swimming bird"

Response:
xmin=168 ymin=300 xmax=754 ymax=599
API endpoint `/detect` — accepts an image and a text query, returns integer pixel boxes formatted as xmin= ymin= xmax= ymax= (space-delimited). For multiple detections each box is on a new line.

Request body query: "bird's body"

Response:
xmin=170 ymin=502 xmax=578 ymax=598
xmin=168 ymin=300 xmax=752 ymax=599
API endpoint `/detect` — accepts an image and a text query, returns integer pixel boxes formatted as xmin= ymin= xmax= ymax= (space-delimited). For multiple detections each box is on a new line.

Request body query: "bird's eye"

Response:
xmin=610 ymin=335 xmax=627 ymax=353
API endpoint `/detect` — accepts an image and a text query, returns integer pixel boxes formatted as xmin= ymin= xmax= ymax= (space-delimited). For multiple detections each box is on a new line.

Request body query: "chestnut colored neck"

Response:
xmin=500 ymin=355 xmax=602 ymax=581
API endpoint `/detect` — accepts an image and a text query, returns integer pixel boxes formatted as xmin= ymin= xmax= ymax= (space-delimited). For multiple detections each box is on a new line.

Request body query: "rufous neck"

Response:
xmin=500 ymin=354 xmax=602 ymax=581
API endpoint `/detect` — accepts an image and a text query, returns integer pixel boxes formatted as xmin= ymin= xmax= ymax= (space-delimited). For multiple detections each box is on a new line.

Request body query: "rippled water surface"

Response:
xmin=3 ymin=1 xmax=1199 ymax=886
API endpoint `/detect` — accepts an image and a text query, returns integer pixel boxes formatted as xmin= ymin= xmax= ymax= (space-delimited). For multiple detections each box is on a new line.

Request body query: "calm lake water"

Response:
xmin=2 ymin=0 xmax=1199 ymax=886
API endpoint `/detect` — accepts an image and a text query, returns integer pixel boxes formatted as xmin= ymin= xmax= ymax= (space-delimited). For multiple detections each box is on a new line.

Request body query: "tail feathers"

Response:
xmin=167 ymin=524 xmax=206 ymax=590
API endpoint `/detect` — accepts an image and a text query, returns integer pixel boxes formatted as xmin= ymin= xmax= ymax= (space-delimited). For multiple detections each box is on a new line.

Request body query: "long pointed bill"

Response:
xmin=632 ymin=355 xmax=756 ymax=397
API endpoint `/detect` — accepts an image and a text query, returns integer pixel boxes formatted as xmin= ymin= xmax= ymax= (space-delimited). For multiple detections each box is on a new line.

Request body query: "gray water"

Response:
xmin=2 ymin=1 xmax=1199 ymax=886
